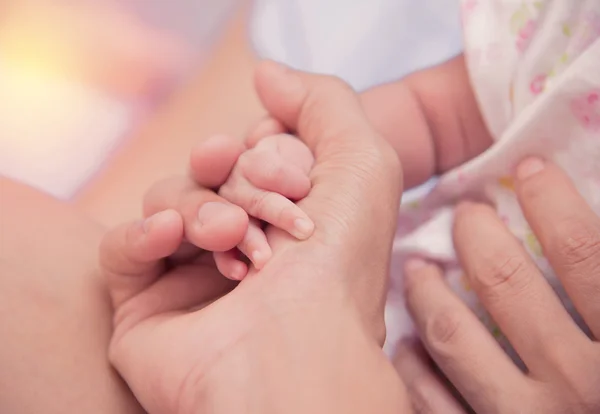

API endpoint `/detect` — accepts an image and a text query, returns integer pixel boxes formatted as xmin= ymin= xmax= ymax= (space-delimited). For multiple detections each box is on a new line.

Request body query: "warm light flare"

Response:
xmin=0 ymin=58 xmax=132 ymax=199
xmin=0 ymin=5 xmax=82 ymax=82
xmin=0 ymin=2 xmax=177 ymax=197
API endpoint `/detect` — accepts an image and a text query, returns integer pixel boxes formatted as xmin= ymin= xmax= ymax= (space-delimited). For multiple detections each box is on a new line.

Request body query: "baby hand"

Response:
xmin=217 ymin=133 xmax=315 ymax=278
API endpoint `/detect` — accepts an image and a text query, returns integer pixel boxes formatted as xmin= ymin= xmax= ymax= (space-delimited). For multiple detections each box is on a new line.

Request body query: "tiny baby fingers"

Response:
xmin=236 ymin=219 xmax=272 ymax=270
xmin=144 ymin=176 xmax=248 ymax=252
xmin=239 ymin=149 xmax=312 ymax=200
xmin=220 ymin=179 xmax=314 ymax=240
xmin=214 ymin=250 xmax=248 ymax=281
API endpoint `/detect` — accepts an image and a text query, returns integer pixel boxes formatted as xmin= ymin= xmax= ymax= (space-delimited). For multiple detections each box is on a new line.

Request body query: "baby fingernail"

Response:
xmin=197 ymin=202 xmax=230 ymax=225
xmin=230 ymin=262 xmax=247 ymax=281
xmin=251 ymin=250 xmax=270 ymax=269
xmin=293 ymin=218 xmax=314 ymax=239
xmin=251 ymin=251 xmax=262 ymax=265
xmin=517 ymin=157 xmax=545 ymax=180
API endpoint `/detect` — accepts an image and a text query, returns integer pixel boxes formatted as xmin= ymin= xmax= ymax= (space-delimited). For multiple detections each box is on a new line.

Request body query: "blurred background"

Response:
xmin=0 ymin=0 xmax=462 ymax=200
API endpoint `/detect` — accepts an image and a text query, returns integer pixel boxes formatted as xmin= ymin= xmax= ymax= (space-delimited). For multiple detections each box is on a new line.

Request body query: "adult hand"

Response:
xmin=400 ymin=158 xmax=600 ymax=413
xmin=100 ymin=62 xmax=409 ymax=414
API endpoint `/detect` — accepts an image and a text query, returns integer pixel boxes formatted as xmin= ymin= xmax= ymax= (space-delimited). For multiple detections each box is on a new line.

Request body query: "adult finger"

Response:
xmin=144 ymin=176 xmax=248 ymax=252
xmin=254 ymin=60 xmax=402 ymax=251
xmin=255 ymin=61 xmax=391 ymax=156
xmin=254 ymin=62 xmax=403 ymax=337
xmin=245 ymin=115 xmax=287 ymax=148
xmin=515 ymin=157 xmax=600 ymax=337
xmin=393 ymin=339 xmax=469 ymax=414
xmin=101 ymin=209 xmax=235 ymax=338
xmin=100 ymin=209 xmax=183 ymax=308
xmin=189 ymin=134 xmax=246 ymax=188
xmin=404 ymin=260 xmax=530 ymax=413
xmin=453 ymin=202 xmax=589 ymax=374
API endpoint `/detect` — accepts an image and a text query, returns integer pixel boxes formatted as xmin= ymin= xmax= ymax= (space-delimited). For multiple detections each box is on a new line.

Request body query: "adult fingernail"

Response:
xmin=516 ymin=157 xmax=545 ymax=180
xmin=197 ymin=202 xmax=232 ymax=226
xmin=251 ymin=249 xmax=271 ymax=269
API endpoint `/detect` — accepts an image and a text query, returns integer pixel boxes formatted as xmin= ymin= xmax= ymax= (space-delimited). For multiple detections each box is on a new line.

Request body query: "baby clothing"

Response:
xmin=385 ymin=0 xmax=600 ymax=358
xmin=250 ymin=0 xmax=462 ymax=91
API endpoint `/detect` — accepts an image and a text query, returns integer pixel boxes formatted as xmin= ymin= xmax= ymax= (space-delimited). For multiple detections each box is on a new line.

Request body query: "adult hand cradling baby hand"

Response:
xmin=99 ymin=62 xmax=410 ymax=414
xmin=396 ymin=159 xmax=600 ymax=413
xmin=98 ymin=64 xmax=600 ymax=414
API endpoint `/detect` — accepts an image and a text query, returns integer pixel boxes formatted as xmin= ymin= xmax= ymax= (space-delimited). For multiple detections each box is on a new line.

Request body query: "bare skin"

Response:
xmin=0 ymin=178 xmax=143 ymax=413
xmin=3 ymin=3 xmax=598 ymax=412
xmin=0 ymin=8 xmax=256 ymax=413
xmin=0 ymin=7 xmax=494 ymax=411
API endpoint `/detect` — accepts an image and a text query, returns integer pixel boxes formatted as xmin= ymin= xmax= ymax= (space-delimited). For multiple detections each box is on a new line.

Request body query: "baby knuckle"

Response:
xmin=262 ymin=158 xmax=286 ymax=181
xmin=247 ymin=191 xmax=270 ymax=216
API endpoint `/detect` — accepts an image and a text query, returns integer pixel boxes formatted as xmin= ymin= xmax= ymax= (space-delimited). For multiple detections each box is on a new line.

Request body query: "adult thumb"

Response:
xmin=254 ymin=61 xmax=403 ymax=239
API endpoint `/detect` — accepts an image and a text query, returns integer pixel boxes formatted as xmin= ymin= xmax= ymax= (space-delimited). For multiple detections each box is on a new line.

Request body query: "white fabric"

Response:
xmin=386 ymin=0 xmax=600 ymax=357
xmin=250 ymin=0 xmax=462 ymax=91
xmin=0 ymin=0 xmax=460 ymax=199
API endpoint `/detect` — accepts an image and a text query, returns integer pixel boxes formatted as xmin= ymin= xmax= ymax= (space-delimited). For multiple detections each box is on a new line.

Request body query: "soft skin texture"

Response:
xmin=212 ymin=55 xmax=494 ymax=276
xmin=398 ymin=158 xmax=600 ymax=413
xmin=101 ymin=62 xmax=412 ymax=414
